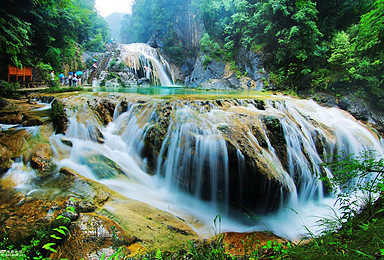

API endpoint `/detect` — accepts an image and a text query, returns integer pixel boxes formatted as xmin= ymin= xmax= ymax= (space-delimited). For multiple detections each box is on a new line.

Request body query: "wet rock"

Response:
xmin=0 ymin=190 xmax=71 ymax=246
xmin=81 ymin=154 xmax=126 ymax=180
xmin=29 ymin=143 xmax=54 ymax=175
xmin=0 ymin=145 xmax=12 ymax=175
xmin=87 ymin=123 xmax=105 ymax=143
xmin=51 ymin=99 xmax=68 ymax=134
xmin=59 ymin=167 xmax=110 ymax=206
xmin=0 ymin=129 xmax=29 ymax=158
xmin=252 ymin=99 xmax=266 ymax=110
xmin=0 ymin=114 xmax=23 ymax=124
xmin=263 ymin=116 xmax=288 ymax=170
xmin=142 ymin=103 xmax=172 ymax=174
xmin=61 ymin=138 xmax=73 ymax=147
xmin=224 ymin=126 xmax=285 ymax=213
xmin=23 ymin=115 xmax=44 ymax=127
xmin=50 ymin=213 xmax=137 ymax=260
xmin=87 ymin=98 xmax=118 ymax=125
xmin=138 ymin=78 xmax=150 ymax=85
xmin=36 ymin=95 xmax=55 ymax=104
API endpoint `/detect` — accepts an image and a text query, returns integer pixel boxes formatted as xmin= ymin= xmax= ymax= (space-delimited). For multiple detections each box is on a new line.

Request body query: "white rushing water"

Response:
xmin=47 ymin=95 xmax=383 ymax=240
xmin=121 ymin=43 xmax=175 ymax=86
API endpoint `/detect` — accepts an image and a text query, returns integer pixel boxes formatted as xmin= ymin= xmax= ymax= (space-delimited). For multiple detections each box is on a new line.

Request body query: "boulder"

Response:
xmin=29 ymin=143 xmax=54 ymax=175
xmin=186 ymin=53 xmax=267 ymax=90
xmin=338 ymin=95 xmax=371 ymax=121
xmin=117 ymin=71 xmax=138 ymax=86
xmin=87 ymin=97 xmax=118 ymax=125
xmin=80 ymin=154 xmax=126 ymax=180
xmin=51 ymin=99 xmax=68 ymax=134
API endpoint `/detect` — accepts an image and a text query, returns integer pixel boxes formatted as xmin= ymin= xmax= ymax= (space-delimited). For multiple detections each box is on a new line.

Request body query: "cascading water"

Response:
xmin=48 ymin=94 xmax=383 ymax=239
xmin=121 ymin=43 xmax=175 ymax=86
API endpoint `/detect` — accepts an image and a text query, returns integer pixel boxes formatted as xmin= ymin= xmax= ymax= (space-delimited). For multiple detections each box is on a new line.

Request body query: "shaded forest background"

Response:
xmin=121 ymin=0 xmax=384 ymax=110
xmin=0 ymin=0 xmax=109 ymax=79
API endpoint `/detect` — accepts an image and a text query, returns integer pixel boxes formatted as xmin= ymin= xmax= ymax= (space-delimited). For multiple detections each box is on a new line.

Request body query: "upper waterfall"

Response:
xmin=121 ymin=43 xmax=175 ymax=86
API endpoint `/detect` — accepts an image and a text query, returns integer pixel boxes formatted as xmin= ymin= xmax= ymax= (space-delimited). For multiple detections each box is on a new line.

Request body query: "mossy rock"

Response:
xmin=51 ymin=99 xmax=68 ymax=134
xmin=81 ymin=154 xmax=126 ymax=180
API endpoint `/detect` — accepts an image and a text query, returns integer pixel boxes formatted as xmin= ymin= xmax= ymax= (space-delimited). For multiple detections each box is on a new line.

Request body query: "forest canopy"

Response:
xmin=0 ymin=0 xmax=109 ymax=77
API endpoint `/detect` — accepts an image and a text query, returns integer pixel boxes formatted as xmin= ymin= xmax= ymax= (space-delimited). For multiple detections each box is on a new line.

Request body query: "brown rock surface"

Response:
xmin=50 ymin=213 xmax=138 ymax=259
xmin=222 ymin=231 xmax=288 ymax=257
xmin=0 ymin=129 xmax=29 ymax=157
xmin=0 ymin=145 xmax=12 ymax=175
xmin=30 ymin=143 xmax=54 ymax=173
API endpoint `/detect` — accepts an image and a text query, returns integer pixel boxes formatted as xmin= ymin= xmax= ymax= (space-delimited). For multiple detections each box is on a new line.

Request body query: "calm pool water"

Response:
xmin=92 ymin=85 xmax=272 ymax=99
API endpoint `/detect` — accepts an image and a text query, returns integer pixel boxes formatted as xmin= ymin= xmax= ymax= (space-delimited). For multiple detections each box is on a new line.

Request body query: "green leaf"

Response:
xmin=42 ymin=243 xmax=57 ymax=253
xmin=50 ymin=234 xmax=62 ymax=240
xmin=53 ymin=228 xmax=66 ymax=236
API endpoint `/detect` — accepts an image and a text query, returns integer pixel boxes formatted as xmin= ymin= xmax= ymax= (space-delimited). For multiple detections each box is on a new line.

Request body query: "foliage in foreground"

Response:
xmin=0 ymin=81 xmax=21 ymax=99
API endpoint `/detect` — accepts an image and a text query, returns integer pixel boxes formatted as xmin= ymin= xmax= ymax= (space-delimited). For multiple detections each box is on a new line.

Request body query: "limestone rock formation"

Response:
xmin=87 ymin=97 xmax=119 ymax=125
xmin=185 ymin=53 xmax=269 ymax=90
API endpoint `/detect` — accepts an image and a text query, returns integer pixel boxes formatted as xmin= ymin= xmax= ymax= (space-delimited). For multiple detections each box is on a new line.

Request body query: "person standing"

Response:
xmin=73 ymin=74 xmax=77 ymax=87
xmin=68 ymin=73 xmax=72 ymax=87
xmin=50 ymin=71 xmax=55 ymax=87
xmin=59 ymin=73 xmax=64 ymax=87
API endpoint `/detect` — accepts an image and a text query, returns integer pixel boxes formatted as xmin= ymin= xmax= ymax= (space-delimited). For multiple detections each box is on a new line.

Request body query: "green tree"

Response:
xmin=355 ymin=0 xmax=384 ymax=54
xmin=328 ymin=31 xmax=355 ymax=70
xmin=0 ymin=0 xmax=109 ymax=78
xmin=226 ymin=0 xmax=323 ymax=88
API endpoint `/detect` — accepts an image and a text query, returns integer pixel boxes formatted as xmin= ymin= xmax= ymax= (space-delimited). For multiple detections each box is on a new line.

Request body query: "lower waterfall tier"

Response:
xmin=47 ymin=93 xmax=383 ymax=237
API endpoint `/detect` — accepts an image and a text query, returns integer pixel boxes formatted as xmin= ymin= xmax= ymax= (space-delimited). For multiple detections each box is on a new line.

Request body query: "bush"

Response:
xmin=0 ymin=80 xmax=21 ymax=99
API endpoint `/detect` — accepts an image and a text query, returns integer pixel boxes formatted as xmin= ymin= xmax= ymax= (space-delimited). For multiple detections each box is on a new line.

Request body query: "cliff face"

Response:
xmin=185 ymin=50 xmax=270 ymax=90
xmin=173 ymin=6 xmax=205 ymax=54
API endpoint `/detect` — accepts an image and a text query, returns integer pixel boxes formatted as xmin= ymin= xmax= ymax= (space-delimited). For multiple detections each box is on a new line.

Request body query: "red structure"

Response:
xmin=7 ymin=65 xmax=33 ymax=82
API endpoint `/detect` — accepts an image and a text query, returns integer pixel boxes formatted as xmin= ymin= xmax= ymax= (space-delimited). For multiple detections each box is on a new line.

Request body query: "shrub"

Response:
xmin=0 ymin=80 xmax=21 ymax=99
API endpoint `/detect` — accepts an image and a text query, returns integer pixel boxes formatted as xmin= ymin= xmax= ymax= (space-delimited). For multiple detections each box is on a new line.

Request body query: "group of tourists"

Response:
xmin=57 ymin=72 xmax=83 ymax=87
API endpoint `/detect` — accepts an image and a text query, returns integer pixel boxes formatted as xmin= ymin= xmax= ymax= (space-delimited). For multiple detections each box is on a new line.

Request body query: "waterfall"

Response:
xmin=121 ymin=43 xmax=175 ymax=86
xmin=49 ymin=94 xmax=384 ymax=239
